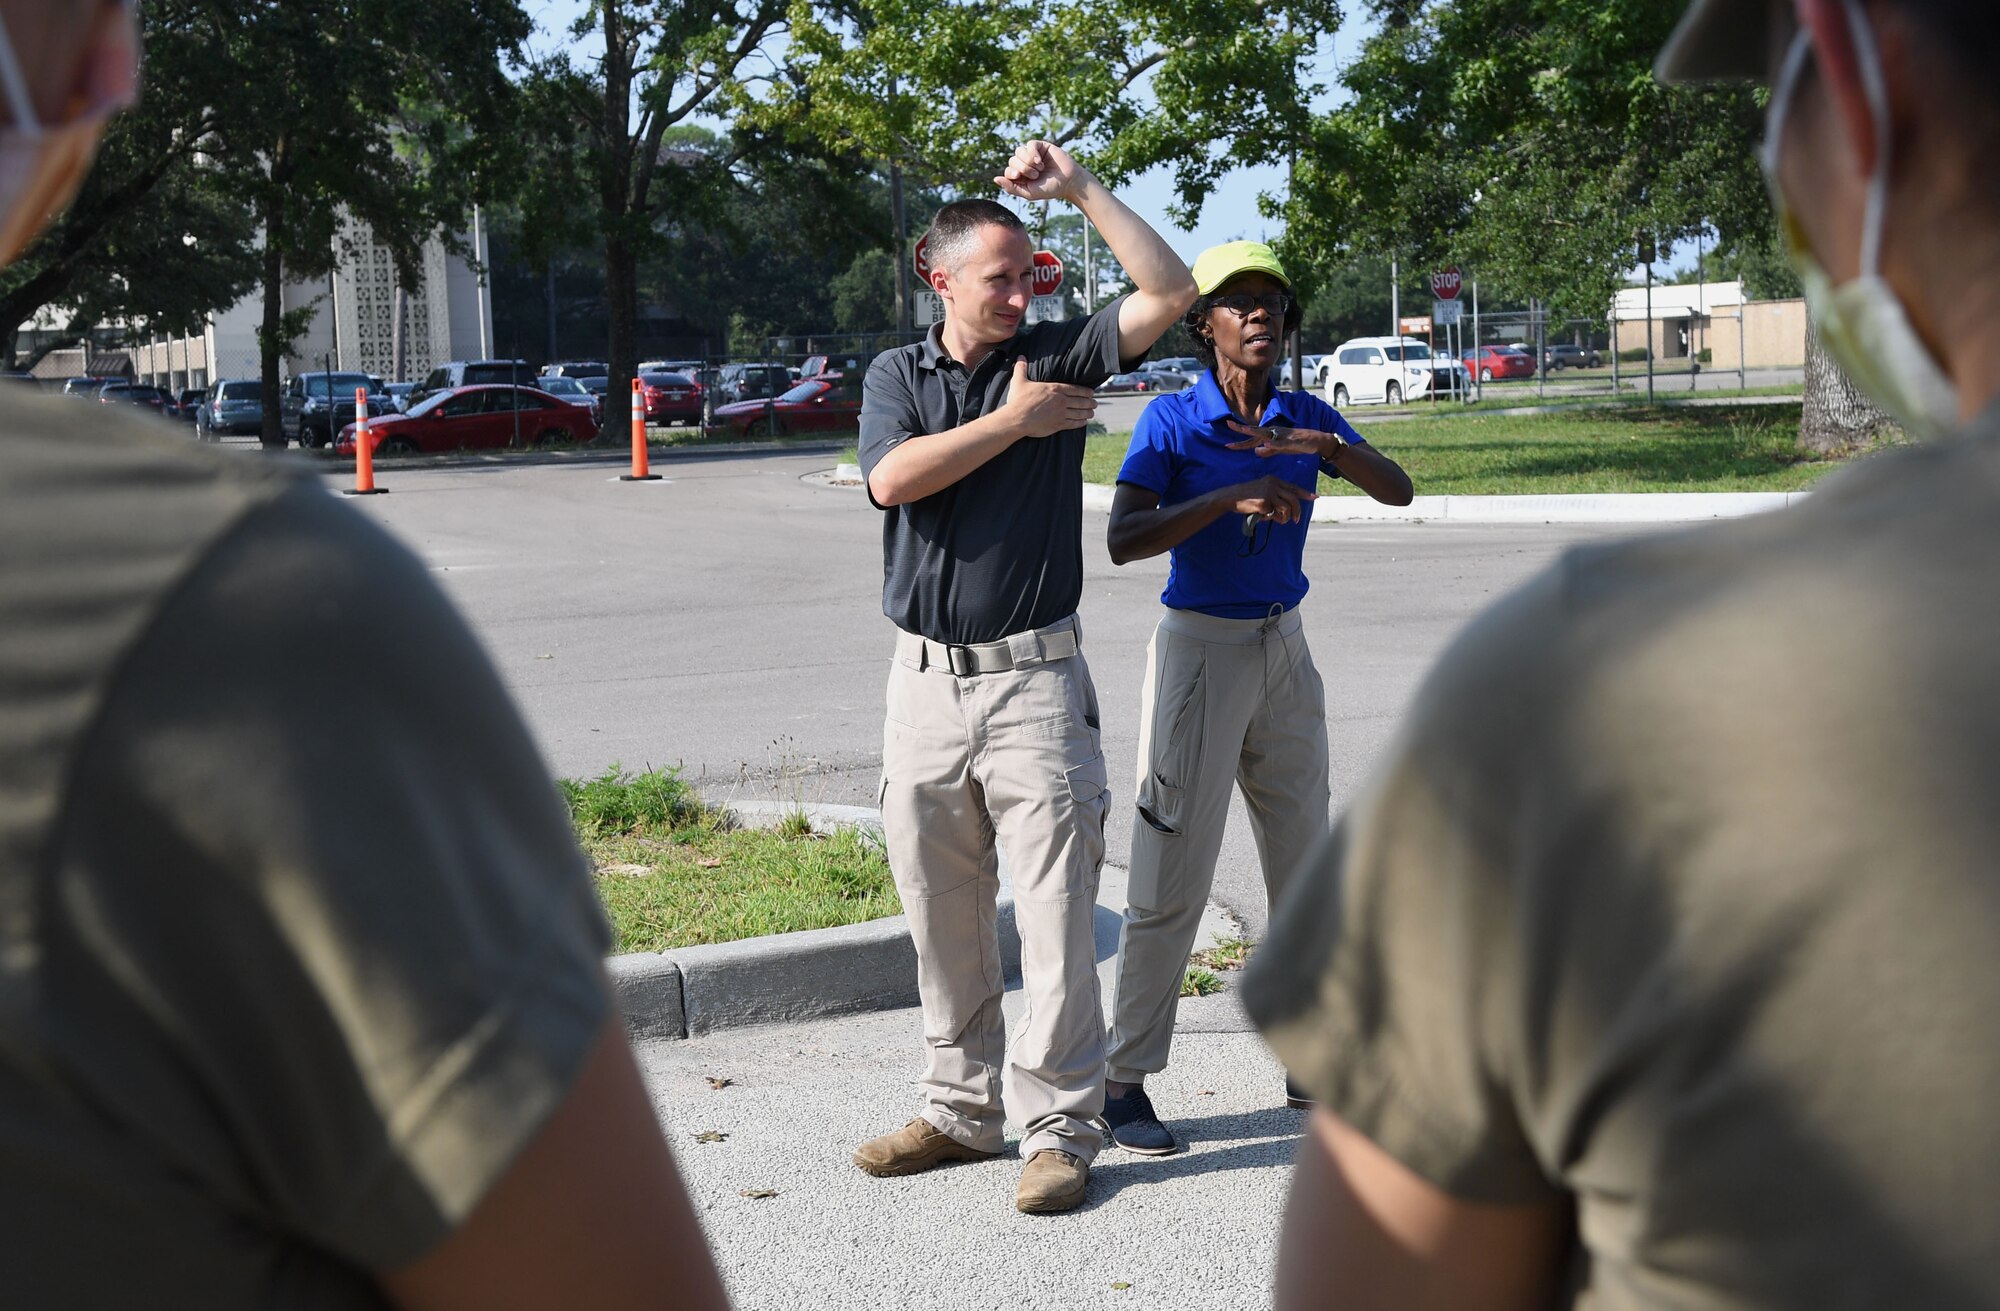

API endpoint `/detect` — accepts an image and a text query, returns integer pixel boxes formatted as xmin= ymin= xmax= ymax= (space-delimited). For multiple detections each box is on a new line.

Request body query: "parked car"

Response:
xmin=174 ymin=387 xmax=206 ymax=423
xmin=335 ymin=384 xmax=598 ymax=455
xmin=710 ymin=373 xmax=863 ymax=437
xmin=1096 ymin=371 xmax=1163 ymax=395
xmin=636 ymin=371 xmax=704 ymax=426
xmin=1321 ymin=336 xmax=1468 ymax=406
xmin=637 ymin=358 xmax=702 ymax=375
xmin=61 ymin=376 xmax=111 ymax=399
xmin=1273 ymin=353 xmax=1323 ymax=385
xmin=411 ymin=359 xmax=535 ymax=403
xmin=1545 ymin=343 xmax=1604 ymax=369
xmin=541 ymin=360 xmax=609 ymax=380
xmin=534 ymin=372 xmax=599 ymax=421
xmin=381 ymin=381 xmax=419 ymax=412
xmin=194 ymin=379 xmax=264 ymax=441
xmin=799 ymin=353 xmax=865 ymax=380
xmin=97 ymin=382 xmax=178 ymax=420
xmin=1135 ymin=358 xmax=1198 ymax=390
xmin=282 ymin=370 xmax=392 ymax=448
xmin=715 ymin=362 xmax=792 ymax=405
xmin=1460 ymin=344 xmax=1537 ymax=382
xmin=576 ymin=375 xmax=609 ymax=402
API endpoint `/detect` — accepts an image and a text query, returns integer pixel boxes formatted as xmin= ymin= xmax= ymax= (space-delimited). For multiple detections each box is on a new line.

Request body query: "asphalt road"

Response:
xmin=317 ymin=450 xmax=1666 ymax=1308
xmin=322 ymin=448 xmax=1647 ymax=942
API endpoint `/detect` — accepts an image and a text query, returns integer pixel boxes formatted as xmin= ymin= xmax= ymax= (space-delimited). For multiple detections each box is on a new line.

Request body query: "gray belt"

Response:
xmin=897 ymin=615 xmax=1081 ymax=676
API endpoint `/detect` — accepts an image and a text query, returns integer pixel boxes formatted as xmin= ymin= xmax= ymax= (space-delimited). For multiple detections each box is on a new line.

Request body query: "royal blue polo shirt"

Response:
xmin=1116 ymin=372 xmax=1367 ymax=619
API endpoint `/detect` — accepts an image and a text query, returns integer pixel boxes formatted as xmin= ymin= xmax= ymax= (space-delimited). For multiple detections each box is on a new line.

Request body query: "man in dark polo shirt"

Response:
xmin=852 ymin=140 xmax=1196 ymax=1214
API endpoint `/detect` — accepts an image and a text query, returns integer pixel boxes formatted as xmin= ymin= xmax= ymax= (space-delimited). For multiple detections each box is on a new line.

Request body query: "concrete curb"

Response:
xmin=837 ymin=464 xmax=1805 ymax=523
xmin=1076 ymin=481 xmax=1806 ymax=524
xmin=606 ymin=802 xmax=1024 ymax=1039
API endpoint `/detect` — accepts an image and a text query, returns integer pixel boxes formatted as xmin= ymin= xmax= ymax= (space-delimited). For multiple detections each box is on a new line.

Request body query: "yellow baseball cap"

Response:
xmin=1191 ymin=240 xmax=1290 ymax=295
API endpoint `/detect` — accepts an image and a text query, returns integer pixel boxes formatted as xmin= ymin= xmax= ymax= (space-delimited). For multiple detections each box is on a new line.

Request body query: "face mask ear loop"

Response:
xmin=1762 ymin=30 xmax=1814 ymax=179
xmin=0 ymin=12 xmax=38 ymax=134
xmin=1840 ymin=0 xmax=1893 ymax=277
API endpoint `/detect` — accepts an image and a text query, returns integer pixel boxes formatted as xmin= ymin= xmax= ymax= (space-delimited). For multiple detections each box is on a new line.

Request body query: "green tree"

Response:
xmin=831 ymin=250 xmax=897 ymax=333
xmin=771 ymin=0 xmax=1339 ymax=240
xmin=546 ymin=0 xmax=790 ymax=407
xmin=197 ymin=0 xmax=529 ymax=446
xmin=1278 ymin=0 xmax=1868 ymax=449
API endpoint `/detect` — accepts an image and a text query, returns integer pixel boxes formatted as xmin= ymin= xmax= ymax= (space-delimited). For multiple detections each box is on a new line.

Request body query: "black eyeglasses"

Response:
xmin=1238 ymin=512 xmax=1273 ymax=557
xmin=1212 ymin=292 xmax=1293 ymax=318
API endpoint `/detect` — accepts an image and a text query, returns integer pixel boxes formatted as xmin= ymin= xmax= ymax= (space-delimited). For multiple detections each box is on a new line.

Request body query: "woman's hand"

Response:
xmin=1221 ymin=475 xmax=1316 ymax=525
xmin=1224 ymin=419 xmax=1348 ymax=461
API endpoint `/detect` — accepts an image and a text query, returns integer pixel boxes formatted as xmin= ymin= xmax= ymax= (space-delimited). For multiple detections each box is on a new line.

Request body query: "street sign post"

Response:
xmin=1432 ymin=299 xmax=1463 ymax=326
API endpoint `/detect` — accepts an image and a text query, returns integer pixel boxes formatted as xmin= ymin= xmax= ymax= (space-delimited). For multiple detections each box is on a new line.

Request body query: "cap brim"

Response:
xmin=1196 ymin=262 xmax=1291 ymax=295
xmin=1655 ymin=0 xmax=1773 ymax=84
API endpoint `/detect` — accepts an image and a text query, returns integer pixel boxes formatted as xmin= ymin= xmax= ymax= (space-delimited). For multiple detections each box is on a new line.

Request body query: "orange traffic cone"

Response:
xmin=621 ymin=376 xmax=660 ymax=481
xmin=343 ymin=386 xmax=387 ymax=496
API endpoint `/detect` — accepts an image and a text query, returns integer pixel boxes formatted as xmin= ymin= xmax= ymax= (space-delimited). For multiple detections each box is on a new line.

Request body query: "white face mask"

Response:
xmin=1762 ymin=0 xmax=1961 ymax=439
xmin=0 ymin=5 xmax=133 ymax=265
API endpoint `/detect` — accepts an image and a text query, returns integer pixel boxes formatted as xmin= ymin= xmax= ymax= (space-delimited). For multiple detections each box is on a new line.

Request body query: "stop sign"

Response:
xmin=913 ymin=235 xmax=932 ymax=285
xmin=1032 ymin=250 xmax=1064 ymax=298
xmin=1431 ymin=266 xmax=1463 ymax=300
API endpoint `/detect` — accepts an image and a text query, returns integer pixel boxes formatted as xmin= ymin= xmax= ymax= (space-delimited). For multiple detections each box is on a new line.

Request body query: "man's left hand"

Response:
xmin=995 ymin=141 xmax=1090 ymax=205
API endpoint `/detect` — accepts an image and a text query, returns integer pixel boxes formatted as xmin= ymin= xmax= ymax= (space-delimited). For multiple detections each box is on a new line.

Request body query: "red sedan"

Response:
xmin=639 ymin=371 xmax=704 ymax=425
xmin=1460 ymin=345 xmax=1536 ymax=382
xmin=335 ymin=384 xmax=598 ymax=454
xmin=710 ymin=374 xmax=862 ymax=437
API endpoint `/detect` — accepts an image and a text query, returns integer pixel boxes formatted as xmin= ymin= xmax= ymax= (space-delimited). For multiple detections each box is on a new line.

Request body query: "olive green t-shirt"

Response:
xmin=1245 ymin=416 xmax=2000 ymax=1306
xmin=0 ymin=394 xmax=611 ymax=1303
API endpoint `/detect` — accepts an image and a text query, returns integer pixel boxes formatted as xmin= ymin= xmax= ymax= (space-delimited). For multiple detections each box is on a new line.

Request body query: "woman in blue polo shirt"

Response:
xmin=1100 ymin=241 xmax=1411 ymax=1155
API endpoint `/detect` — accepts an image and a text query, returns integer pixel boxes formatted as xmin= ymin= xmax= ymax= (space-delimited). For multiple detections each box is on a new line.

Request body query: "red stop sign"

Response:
xmin=913 ymin=236 xmax=931 ymax=285
xmin=1032 ymin=250 xmax=1064 ymax=298
xmin=1431 ymin=266 xmax=1463 ymax=300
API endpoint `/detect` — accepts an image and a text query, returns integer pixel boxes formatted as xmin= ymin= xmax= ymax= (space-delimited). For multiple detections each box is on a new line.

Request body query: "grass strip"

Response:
xmin=564 ymin=766 xmax=900 ymax=953
xmin=1083 ymin=402 xmax=1880 ymax=496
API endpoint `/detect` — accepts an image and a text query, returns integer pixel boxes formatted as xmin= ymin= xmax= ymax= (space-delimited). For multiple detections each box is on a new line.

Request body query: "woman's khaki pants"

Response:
xmin=1105 ymin=605 xmax=1330 ymax=1085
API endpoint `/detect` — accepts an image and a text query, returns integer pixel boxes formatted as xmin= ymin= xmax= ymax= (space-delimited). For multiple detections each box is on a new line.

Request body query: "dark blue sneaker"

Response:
xmin=1285 ymin=1078 xmax=1315 ymax=1110
xmin=1101 ymin=1086 xmax=1179 ymax=1155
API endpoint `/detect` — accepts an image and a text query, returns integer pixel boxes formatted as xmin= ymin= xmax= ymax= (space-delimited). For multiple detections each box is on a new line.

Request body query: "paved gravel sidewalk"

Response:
xmin=633 ymin=866 xmax=1303 ymax=1311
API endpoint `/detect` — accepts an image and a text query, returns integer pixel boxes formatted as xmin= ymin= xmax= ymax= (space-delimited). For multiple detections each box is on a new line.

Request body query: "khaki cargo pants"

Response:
xmin=1106 ymin=605 xmax=1330 ymax=1084
xmin=880 ymin=615 xmax=1110 ymax=1162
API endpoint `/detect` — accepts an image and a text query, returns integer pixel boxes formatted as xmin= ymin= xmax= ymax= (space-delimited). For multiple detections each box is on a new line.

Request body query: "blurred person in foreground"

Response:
xmin=852 ymin=142 xmax=1195 ymax=1214
xmin=1243 ymin=0 xmax=2000 ymax=1305
xmin=1099 ymin=240 xmax=1410 ymax=1156
xmin=0 ymin=4 xmax=729 ymax=1307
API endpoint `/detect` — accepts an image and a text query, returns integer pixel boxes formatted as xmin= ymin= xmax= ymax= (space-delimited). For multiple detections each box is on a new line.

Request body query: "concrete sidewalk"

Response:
xmin=634 ymin=862 xmax=1293 ymax=1311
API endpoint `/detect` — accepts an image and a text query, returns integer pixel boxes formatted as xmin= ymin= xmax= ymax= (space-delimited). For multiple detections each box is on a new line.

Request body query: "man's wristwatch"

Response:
xmin=1318 ymin=433 xmax=1350 ymax=475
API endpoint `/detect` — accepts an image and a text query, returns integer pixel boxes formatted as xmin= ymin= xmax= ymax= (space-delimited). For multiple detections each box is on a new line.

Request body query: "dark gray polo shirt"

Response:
xmin=858 ymin=298 xmax=1130 ymax=645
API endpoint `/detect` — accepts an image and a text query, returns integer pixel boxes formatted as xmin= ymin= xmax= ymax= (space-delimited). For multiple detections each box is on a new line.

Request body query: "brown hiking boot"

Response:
xmin=1015 ymin=1149 xmax=1089 ymax=1213
xmin=853 ymin=1118 xmax=1000 ymax=1178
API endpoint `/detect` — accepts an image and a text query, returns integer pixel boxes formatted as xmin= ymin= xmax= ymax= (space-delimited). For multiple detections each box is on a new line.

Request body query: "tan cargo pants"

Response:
xmin=1106 ymin=606 xmax=1330 ymax=1084
xmin=880 ymin=616 xmax=1110 ymax=1161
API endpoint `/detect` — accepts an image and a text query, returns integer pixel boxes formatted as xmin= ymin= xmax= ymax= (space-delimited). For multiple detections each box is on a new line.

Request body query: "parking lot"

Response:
xmin=318 ymin=447 xmax=1647 ymax=940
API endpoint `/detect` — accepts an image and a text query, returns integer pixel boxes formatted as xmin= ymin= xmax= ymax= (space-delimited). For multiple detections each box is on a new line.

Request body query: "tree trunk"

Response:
xmin=605 ymin=230 xmax=637 ymax=412
xmin=1800 ymin=322 xmax=1897 ymax=455
xmin=258 ymin=234 xmax=287 ymax=450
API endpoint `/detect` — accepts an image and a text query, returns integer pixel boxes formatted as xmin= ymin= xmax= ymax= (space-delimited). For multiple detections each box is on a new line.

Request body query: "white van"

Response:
xmin=1320 ymin=336 xmax=1466 ymax=406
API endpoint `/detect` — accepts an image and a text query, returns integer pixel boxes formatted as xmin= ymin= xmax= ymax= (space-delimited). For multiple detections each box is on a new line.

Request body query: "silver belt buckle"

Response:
xmin=947 ymin=644 xmax=977 ymax=676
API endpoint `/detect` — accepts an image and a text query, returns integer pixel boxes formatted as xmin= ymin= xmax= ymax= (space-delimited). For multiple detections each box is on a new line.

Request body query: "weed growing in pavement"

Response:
xmin=1180 ymin=966 xmax=1224 ymax=998
xmin=1189 ymin=937 xmax=1255 ymax=973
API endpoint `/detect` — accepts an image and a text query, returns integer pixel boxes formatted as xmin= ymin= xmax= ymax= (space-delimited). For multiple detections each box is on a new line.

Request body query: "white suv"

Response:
xmin=1320 ymin=336 xmax=1466 ymax=406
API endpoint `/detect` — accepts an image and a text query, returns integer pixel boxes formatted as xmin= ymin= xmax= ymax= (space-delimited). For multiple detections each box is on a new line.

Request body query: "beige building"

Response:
xmin=1609 ymin=279 xmax=1806 ymax=370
